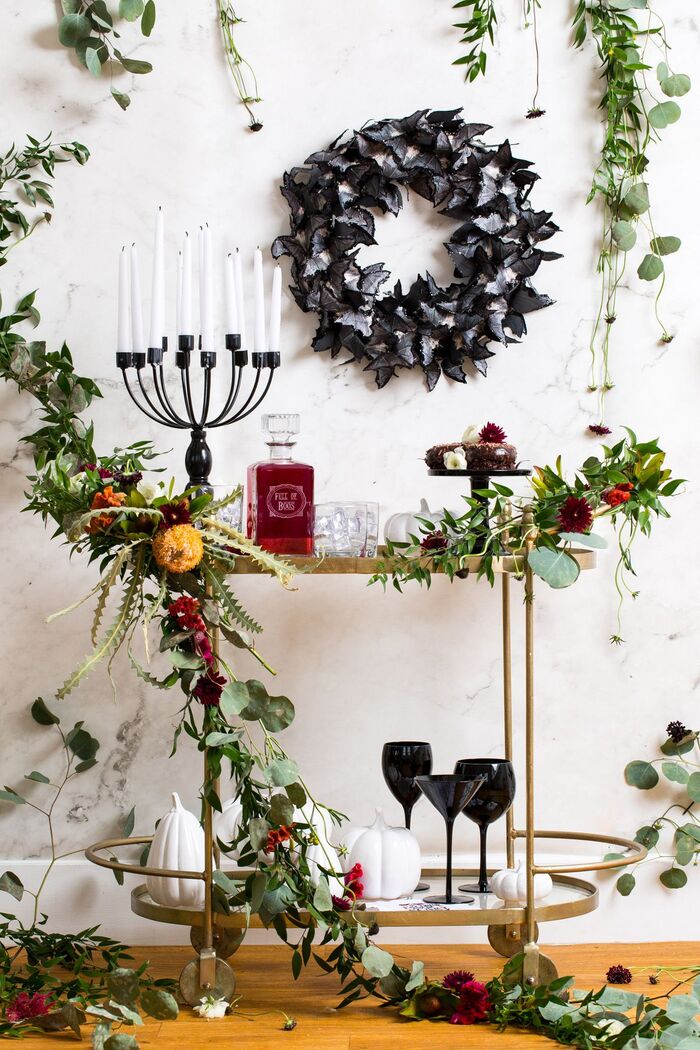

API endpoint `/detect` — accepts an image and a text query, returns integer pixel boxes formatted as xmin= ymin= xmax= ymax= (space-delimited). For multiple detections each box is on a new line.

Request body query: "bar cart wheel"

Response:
xmin=502 ymin=943 xmax=558 ymax=988
xmin=190 ymin=925 xmax=244 ymax=960
xmin=487 ymin=921 xmax=539 ymax=958
xmin=179 ymin=954 xmax=236 ymax=1006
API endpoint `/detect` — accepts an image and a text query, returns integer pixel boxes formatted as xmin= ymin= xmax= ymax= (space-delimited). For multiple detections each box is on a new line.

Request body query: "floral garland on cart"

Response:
xmin=1 ymin=140 xmax=699 ymax=1049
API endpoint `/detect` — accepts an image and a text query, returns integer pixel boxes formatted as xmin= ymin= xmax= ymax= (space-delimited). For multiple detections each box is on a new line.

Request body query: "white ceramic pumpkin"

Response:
xmin=294 ymin=804 xmax=344 ymax=894
xmin=345 ymin=809 xmax=421 ymax=900
xmin=491 ymin=860 xmax=553 ymax=904
xmin=146 ymin=793 xmax=206 ymax=909
xmin=212 ymin=797 xmax=243 ymax=858
xmin=383 ymin=499 xmax=446 ymax=546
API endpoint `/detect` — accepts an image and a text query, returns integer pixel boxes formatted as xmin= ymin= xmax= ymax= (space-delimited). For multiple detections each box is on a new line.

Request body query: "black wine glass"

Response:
xmin=382 ymin=741 xmax=432 ymax=891
xmin=454 ymin=758 xmax=516 ymax=894
xmin=415 ymin=773 xmax=487 ymax=904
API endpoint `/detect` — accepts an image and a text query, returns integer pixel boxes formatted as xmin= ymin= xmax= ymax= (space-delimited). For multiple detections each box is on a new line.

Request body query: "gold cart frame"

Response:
xmin=86 ymin=548 xmax=646 ymax=998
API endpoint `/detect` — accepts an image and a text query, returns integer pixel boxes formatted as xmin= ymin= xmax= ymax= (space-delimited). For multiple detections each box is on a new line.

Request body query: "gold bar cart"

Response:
xmin=86 ymin=548 xmax=646 ymax=1000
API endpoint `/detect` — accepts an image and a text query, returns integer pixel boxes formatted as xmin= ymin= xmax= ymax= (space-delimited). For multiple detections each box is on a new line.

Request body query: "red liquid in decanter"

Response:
xmin=247 ymin=414 xmax=314 ymax=555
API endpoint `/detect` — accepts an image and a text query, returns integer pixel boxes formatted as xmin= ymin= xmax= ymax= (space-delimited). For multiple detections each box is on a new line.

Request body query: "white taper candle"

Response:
xmin=130 ymin=243 xmax=145 ymax=353
xmin=268 ymin=265 xmax=282 ymax=353
xmin=148 ymin=206 xmax=165 ymax=349
xmin=117 ymin=246 xmax=130 ymax=352
xmin=234 ymin=248 xmax=246 ymax=349
xmin=253 ymin=248 xmax=266 ymax=351
xmin=225 ymin=253 xmax=238 ymax=334
xmin=181 ymin=233 xmax=193 ymax=334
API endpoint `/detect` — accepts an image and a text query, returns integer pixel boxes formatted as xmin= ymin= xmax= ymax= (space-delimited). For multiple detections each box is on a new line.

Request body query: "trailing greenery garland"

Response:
xmin=450 ymin=1 xmax=691 ymax=431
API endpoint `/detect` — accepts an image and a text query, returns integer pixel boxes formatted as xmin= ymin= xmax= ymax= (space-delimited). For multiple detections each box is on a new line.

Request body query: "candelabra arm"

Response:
xmin=121 ymin=369 xmax=182 ymax=428
xmin=136 ymin=369 xmax=183 ymax=428
xmin=210 ymin=365 xmax=262 ymax=429
xmin=151 ymin=365 xmax=188 ymax=427
xmin=228 ymin=369 xmax=275 ymax=423
xmin=198 ymin=368 xmax=213 ymax=429
xmin=179 ymin=366 xmax=197 ymax=426
xmin=208 ymin=356 xmax=244 ymax=427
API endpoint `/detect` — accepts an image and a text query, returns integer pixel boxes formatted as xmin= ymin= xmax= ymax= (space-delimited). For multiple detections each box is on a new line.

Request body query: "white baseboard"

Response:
xmin=2 ymin=854 xmax=695 ymax=946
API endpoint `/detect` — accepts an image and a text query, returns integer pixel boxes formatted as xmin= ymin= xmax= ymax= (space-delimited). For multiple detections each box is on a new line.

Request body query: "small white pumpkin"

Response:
xmin=294 ymin=804 xmax=344 ymax=895
xmin=383 ymin=499 xmax=446 ymax=546
xmin=491 ymin=860 xmax=553 ymax=904
xmin=146 ymin=793 xmax=206 ymax=909
xmin=212 ymin=797 xmax=243 ymax=858
xmin=346 ymin=809 xmax=421 ymax=900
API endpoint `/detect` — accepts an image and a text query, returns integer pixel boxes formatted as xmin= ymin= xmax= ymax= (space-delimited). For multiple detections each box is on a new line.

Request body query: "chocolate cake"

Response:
xmin=424 ymin=442 xmax=464 ymax=470
xmin=425 ymin=423 xmax=517 ymax=472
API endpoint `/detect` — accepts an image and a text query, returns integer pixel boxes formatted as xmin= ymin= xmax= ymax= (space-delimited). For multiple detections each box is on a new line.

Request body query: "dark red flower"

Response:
xmin=667 ymin=721 xmax=690 ymax=744
xmin=479 ymin=422 xmax=507 ymax=444
xmin=442 ymin=970 xmax=476 ymax=994
xmin=449 ymin=980 xmax=490 ymax=1024
xmin=113 ymin=469 xmax=143 ymax=487
xmin=193 ymin=671 xmax=226 ymax=707
xmin=194 ymin=629 xmax=214 ymax=665
xmin=332 ymin=894 xmax=352 ymax=912
xmin=160 ymin=500 xmax=191 ymax=530
xmin=588 ymin=424 xmax=612 ymax=436
xmin=606 ymin=964 xmax=632 ymax=985
xmin=266 ymin=825 xmax=294 ymax=851
xmin=344 ymin=862 xmax=364 ymax=899
xmin=525 ymin=107 xmax=546 ymax=119
xmin=168 ymin=595 xmax=206 ymax=633
xmin=420 ymin=531 xmax=448 ymax=553
xmin=6 ymin=992 xmax=52 ymax=1023
xmin=557 ymin=495 xmax=593 ymax=534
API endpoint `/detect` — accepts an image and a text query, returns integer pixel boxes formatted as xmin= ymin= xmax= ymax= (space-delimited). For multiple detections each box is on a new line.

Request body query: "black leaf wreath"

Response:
xmin=272 ymin=109 xmax=561 ymax=391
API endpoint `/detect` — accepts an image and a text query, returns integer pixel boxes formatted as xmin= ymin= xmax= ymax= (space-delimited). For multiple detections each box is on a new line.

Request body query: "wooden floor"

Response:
xmin=17 ymin=942 xmax=699 ymax=1048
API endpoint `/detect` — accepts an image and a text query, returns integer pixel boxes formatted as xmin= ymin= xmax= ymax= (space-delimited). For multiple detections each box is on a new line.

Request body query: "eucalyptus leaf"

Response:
xmin=660 ymin=73 xmax=691 ymax=98
xmin=648 ymin=101 xmax=682 ymax=129
xmin=119 ymin=0 xmax=144 ymax=21
xmin=85 ymin=47 xmax=103 ymax=77
xmin=268 ymin=793 xmax=294 ymax=826
xmin=25 ymin=771 xmax=50 ymax=784
xmin=616 ymin=872 xmax=635 ymax=896
xmin=528 ymin=545 xmax=580 ymax=589
xmin=139 ymin=989 xmax=178 ymax=1020
xmin=623 ymin=182 xmax=650 ymax=215
xmin=558 ymin=531 xmax=607 ymax=550
xmin=58 ymin=13 xmax=92 ymax=47
xmin=662 ymin=761 xmax=689 ymax=785
xmin=313 ymin=876 xmax=332 ymax=913
xmin=611 ymin=220 xmax=637 ymax=251
xmin=361 ymin=945 xmax=394 ymax=979
xmin=405 ymin=960 xmax=425 ymax=992
xmin=265 ymin=758 xmax=299 ymax=788
xmin=220 ymin=681 xmax=251 ymax=719
xmin=650 ymin=236 xmax=681 ymax=256
xmin=248 ymin=818 xmax=270 ymax=852
xmin=142 ymin=0 xmax=157 ymax=36
xmin=169 ymin=649 xmax=204 ymax=670
xmin=111 ymin=89 xmax=131 ymax=111
xmin=637 ymin=254 xmax=664 ymax=281
xmin=0 ymin=788 xmax=25 ymax=805
xmin=624 ymin=761 xmax=659 ymax=790
xmin=119 ymin=57 xmax=153 ymax=75
xmin=686 ymin=772 xmax=700 ymax=803
xmin=0 ymin=870 xmax=24 ymax=901
xmin=659 ymin=867 xmax=687 ymax=889
xmin=31 ymin=697 xmax=60 ymax=725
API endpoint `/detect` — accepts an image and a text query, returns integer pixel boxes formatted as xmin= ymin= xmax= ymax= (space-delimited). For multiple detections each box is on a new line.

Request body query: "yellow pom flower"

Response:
xmin=152 ymin=524 xmax=204 ymax=573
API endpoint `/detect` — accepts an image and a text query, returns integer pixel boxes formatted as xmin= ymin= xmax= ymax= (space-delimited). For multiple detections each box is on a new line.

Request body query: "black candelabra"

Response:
xmin=116 ymin=336 xmax=279 ymax=489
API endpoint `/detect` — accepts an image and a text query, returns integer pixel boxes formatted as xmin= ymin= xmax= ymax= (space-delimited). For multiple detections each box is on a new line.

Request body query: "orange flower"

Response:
xmin=266 ymin=825 xmax=294 ymax=851
xmin=152 ymin=524 xmax=204 ymax=573
xmin=85 ymin=485 xmax=126 ymax=533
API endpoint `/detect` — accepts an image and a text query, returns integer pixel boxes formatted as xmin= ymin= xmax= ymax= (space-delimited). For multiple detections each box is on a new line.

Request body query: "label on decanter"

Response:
xmin=266 ymin=484 xmax=308 ymax=518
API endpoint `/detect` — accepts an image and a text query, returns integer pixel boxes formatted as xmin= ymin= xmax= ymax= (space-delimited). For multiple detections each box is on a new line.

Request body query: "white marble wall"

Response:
xmin=1 ymin=1 xmax=699 ymax=942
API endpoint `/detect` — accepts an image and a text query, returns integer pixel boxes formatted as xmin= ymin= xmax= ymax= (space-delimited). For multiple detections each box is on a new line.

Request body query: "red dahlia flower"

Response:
xmin=449 ymin=980 xmax=490 ymax=1025
xmin=193 ymin=671 xmax=226 ymax=707
xmin=159 ymin=500 xmax=192 ymax=530
xmin=6 ymin=992 xmax=52 ymax=1023
xmin=557 ymin=495 xmax=593 ymax=534
xmin=168 ymin=595 xmax=206 ymax=633
xmin=588 ymin=424 xmax=612 ymax=436
xmin=442 ymin=970 xmax=476 ymax=994
xmin=479 ymin=422 xmax=507 ymax=444
xmin=606 ymin=964 xmax=632 ymax=985
xmin=420 ymin=531 xmax=448 ymax=553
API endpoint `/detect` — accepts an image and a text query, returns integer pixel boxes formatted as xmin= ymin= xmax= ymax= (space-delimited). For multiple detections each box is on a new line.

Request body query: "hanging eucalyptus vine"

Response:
xmin=450 ymin=1 xmax=691 ymax=430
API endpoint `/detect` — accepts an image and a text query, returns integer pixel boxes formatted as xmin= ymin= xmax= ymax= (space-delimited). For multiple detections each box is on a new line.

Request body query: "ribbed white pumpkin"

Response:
xmin=383 ymin=499 xmax=446 ymax=546
xmin=146 ymin=793 xmax=206 ymax=909
xmin=295 ymin=804 xmax=344 ymax=894
xmin=491 ymin=861 xmax=553 ymax=904
xmin=346 ymin=809 xmax=421 ymax=900
xmin=212 ymin=797 xmax=243 ymax=857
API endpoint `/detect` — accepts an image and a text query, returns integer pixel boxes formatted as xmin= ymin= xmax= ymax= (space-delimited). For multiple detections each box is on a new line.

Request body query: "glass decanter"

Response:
xmin=246 ymin=414 xmax=314 ymax=555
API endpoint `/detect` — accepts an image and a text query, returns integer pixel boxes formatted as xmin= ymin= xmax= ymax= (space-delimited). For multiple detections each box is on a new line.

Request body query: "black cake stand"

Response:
xmin=428 ymin=468 xmax=532 ymax=551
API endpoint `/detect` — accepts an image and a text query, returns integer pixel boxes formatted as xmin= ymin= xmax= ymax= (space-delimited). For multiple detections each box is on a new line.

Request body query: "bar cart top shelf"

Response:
xmin=229 ymin=547 xmax=597 ymax=576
